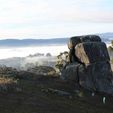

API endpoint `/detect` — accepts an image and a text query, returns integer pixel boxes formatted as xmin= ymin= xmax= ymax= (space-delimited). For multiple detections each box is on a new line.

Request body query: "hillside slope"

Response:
xmin=0 ymin=69 xmax=113 ymax=113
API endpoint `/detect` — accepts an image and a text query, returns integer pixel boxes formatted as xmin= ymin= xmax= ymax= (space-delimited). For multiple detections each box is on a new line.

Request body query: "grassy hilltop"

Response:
xmin=0 ymin=40 xmax=113 ymax=113
xmin=0 ymin=66 xmax=113 ymax=113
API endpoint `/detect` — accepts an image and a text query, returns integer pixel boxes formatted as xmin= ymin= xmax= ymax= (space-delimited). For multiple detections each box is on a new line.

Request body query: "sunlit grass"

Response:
xmin=0 ymin=77 xmax=17 ymax=85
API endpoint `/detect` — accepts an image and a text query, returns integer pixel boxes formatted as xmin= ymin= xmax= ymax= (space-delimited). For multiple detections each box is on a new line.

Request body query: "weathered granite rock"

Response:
xmin=61 ymin=63 xmax=79 ymax=82
xmin=80 ymin=36 xmax=91 ymax=42
xmin=75 ymin=42 xmax=110 ymax=64
xmin=68 ymin=36 xmax=81 ymax=49
xmin=78 ymin=61 xmax=113 ymax=92
xmin=68 ymin=35 xmax=101 ymax=49
xmin=89 ymin=35 xmax=101 ymax=42
xmin=62 ymin=35 xmax=113 ymax=95
xmin=61 ymin=61 xmax=113 ymax=95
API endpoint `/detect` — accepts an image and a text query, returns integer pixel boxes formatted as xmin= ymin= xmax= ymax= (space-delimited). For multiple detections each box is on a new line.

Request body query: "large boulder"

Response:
xmin=61 ymin=63 xmax=79 ymax=82
xmin=61 ymin=61 xmax=113 ymax=95
xmin=79 ymin=35 xmax=101 ymax=42
xmin=89 ymin=35 xmax=101 ymax=42
xmin=68 ymin=35 xmax=101 ymax=49
xmin=68 ymin=36 xmax=81 ymax=49
xmin=78 ymin=61 xmax=113 ymax=92
xmin=63 ymin=35 xmax=113 ymax=95
xmin=75 ymin=42 xmax=110 ymax=64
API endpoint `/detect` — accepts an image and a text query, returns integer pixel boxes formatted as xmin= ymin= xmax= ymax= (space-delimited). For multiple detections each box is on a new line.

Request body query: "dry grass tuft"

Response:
xmin=0 ymin=77 xmax=17 ymax=85
xmin=0 ymin=77 xmax=18 ymax=91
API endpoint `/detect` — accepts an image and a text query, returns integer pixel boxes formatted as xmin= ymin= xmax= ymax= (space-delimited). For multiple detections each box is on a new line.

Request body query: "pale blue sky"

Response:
xmin=0 ymin=0 xmax=113 ymax=39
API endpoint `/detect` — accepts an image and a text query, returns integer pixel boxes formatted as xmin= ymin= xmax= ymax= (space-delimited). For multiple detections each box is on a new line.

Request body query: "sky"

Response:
xmin=0 ymin=0 xmax=113 ymax=39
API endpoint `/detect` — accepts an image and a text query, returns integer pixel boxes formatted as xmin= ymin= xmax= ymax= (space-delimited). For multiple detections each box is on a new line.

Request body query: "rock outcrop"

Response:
xmin=68 ymin=35 xmax=101 ymax=49
xmin=61 ymin=35 xmax=113 ymax=95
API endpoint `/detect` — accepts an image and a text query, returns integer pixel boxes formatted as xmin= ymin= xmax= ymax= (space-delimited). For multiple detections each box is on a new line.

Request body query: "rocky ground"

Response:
xmin=0 ymin=66 xmax=113 ymax=113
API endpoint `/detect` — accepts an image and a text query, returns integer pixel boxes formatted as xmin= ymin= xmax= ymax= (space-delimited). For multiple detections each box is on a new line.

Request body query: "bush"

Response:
xmin=55 ymin=51 xmax=69 ymax=73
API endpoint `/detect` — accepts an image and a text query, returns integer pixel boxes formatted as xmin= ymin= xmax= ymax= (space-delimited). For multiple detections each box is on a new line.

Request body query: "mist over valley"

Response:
xmin=0 ymin=32 xmax=112 ymax=70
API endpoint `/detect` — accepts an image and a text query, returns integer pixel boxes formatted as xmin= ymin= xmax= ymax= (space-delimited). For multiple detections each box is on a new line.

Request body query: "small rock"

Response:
xmin=91 ymin=92 xmax=95 ymax=96
xmin=16 ymin=87 xmax=22 ymax=92
xmin=103 ymin=97 xmax=106 ymax=104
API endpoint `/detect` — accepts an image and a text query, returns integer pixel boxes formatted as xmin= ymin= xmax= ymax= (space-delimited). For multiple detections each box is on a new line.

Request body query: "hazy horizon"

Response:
xmin=0 ymin=32 xmax=112 ymax=40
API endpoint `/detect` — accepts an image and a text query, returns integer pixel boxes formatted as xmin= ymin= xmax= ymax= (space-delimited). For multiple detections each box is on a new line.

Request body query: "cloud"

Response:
xmin=0 ymin=0 xmax=113 ymax=23
xmin=0 ymin=0 xmax=113 ymax=39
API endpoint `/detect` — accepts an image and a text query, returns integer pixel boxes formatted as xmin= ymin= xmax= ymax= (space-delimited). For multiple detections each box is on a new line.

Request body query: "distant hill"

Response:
xmin=98 ymin=32 xmax=113 ymax=43
xmin=0 ymin=32 xmax=112 ymax=47
xmin=0 ymin=38 xmax=69 ymax=47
